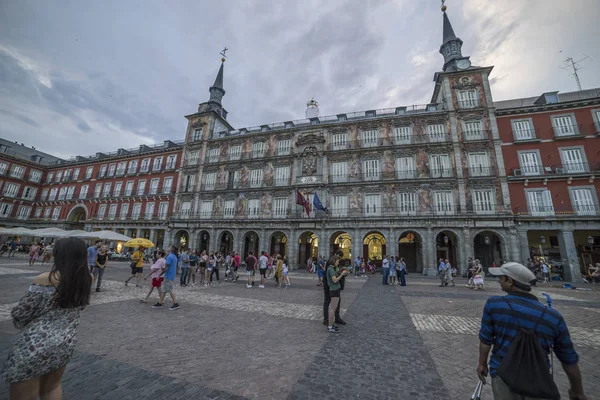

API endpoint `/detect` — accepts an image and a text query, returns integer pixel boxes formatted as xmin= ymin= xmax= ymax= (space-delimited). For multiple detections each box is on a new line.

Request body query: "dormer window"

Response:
xmin=365 ymin=110 xmax=376 ymax=118
xmin=284 ymin=121 xmax=294 ymax=129
xmin=337 ymin=114 xmax=347 ymax=122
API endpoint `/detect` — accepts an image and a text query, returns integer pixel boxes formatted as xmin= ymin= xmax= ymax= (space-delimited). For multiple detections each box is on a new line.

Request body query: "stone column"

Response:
xmin=259 ymin=228 xmax=267 ymax=255
xmin=423 ymin=228 xmax=437 ymax=276
xmin=189 ymin=229 xmax=198 ymax=251
xmin=557 ymin=230 xmax=583 ymax=283
xmin=352 ymin=227 xmax=362 ymax=260
xmin=387 ymin=226 xmax=396 ymax=257
xmin=288 ymin=228 xmax=297 ymax=269
xmin=149 ymin=229 xmax=158 ymax=247
xmin=211 ymin=228 xmax=218 ymax=252
xmin=516 ymin=230 xmax=530 ymax=263
xmin=233 ymin=228 xmax=241 ymax=255
xmin=461 ymin=227 xmax=471 ymax=275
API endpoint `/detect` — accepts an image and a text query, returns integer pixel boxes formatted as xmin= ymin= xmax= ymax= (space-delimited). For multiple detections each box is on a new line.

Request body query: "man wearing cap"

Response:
xmin=477 ymin=262 xmax=587 ymax=400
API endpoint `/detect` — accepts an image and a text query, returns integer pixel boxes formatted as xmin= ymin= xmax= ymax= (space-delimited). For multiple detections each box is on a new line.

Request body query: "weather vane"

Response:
xmin=220 ymin=47 xmax=228 ymax=62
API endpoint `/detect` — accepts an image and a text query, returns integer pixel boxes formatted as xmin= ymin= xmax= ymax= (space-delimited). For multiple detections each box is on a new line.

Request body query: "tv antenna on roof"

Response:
xmin=560 ymin=54 xmax=590 ymax=91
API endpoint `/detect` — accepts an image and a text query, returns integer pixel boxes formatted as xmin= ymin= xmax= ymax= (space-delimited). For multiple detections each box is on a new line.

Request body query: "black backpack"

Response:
xmin=496 ymin=299 xmax=560 ymax=399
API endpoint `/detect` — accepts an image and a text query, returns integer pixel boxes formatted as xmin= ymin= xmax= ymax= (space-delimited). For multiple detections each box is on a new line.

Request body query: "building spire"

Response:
xmin=209 ymin=50 xmax=227 ymax=105
xmin=438 ymin=1 xmax=470 ymax=72
xmin=442 ymin=9 xmax=458 ymax=44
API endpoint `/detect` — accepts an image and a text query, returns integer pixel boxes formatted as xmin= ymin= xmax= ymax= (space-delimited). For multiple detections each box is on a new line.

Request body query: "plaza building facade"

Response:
xmin=496 ymin=88 xmax=600 ymax=281
xmin=0 ymin=138 xmax=183 ymax=250
xmin=168 ymin=11 xmax=518 ymax=275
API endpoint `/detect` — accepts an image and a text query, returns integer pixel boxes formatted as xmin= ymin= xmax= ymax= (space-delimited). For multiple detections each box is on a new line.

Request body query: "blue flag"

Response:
xmin=312 ymin=192 xmax=328 ymax=214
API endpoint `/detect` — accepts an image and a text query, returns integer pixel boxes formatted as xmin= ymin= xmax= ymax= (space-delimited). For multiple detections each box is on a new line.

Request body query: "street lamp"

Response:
xmin=484 ymin=236 xmax=490 ymax=245
xmin=539 ymin=236 xmax=546 ymax=244
xmin=443 ymin=235 xmax=449 ymax=244
xmin=587 ymin=236 xmax=594 ymax=245
xmin=539 ymin=235 xmax=546 ymax=262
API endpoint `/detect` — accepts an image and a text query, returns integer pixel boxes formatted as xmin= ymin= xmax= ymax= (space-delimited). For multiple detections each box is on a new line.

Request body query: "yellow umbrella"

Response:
xmin=123 ymin=238 xmax=155 ymax=248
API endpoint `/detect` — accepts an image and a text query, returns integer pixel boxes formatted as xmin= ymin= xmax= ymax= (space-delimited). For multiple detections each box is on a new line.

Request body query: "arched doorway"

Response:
xmin=298 ymin=231 xmax=318 ymax=269
xmin=174 ymin=230 xmax=189 ymax=250
xmin=243 ymin=231 xmax=259 ymax=258
xmin=436 ymin=231 xmax=458 ymax=268
xmin=269 ymin=231 xmax=288 ymax=258
xmin=330 ymin=232 xmax=352 ymax=263
xmin=398 ymin=231 xmax=423 ymax=272
xmin=198 ymin=230 xmax=210 ymax=253
xmin=219 ymin=231 xmax=233 ymax=255
xmin=363 ymin=232 xmax=386 ymax=267
xmin=473 ymin=231 xmax=503 ymax=273
xmin=66 ymin=205 xmax=87 ymax=230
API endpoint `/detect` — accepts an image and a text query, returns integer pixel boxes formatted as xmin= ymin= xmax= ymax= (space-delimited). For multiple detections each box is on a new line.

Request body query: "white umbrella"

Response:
xmin=74 ymin=230 xmax=131 ymax=241
xmin=1 ymin=227 xmax=36 ymax=236
xmin=53 ymin=230 xmax=88 ymax=238
xmin=31 ymin=227 xmax=67 ymax=237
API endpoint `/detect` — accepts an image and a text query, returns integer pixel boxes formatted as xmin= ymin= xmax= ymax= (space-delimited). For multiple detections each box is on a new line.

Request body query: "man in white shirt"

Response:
xmin=382 ymin=256 xmax=390 ymax=285
xmin=259 ymin=251 xmax=268 ymax=288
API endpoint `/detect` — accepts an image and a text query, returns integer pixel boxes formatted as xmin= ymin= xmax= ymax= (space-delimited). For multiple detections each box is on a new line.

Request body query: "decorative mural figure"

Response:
xmin=382 ymin=150 xmax=395 ymax=179
xmin=217 ymin=166 xmax=227 ymax=186
xmin=382 ymin=186 xmax=396 ymax=212
xmin=242 ymin=138 xmax=252 ymax=156
xmin=302 ymin=146 xmax=318 ymax=176
xmin=349 ymin=188 xmax=362 ymax=215
xmin=220 ymin=142 xmax=229 ymax=162
xmin=349 ymin=126 xmax=360 ymax=148
xmin=239 ymin=166 xmax=249 ymax=187
xmin=418 ymin=184 xmax=432 ymax=212
xmin=264 ymin=162 xmax=274 ymax=186
xmin=416 ymin=148 xmax=429 ymax=178
xmin=266 ymin=135 xmax=277 ymax=157
xmin=236 ymin=194 xmax=246 ymax=216
xmin=381 ymin=123 xmax=393 ymax=145
xmin=349 ymin=156 xmax=362 ymax=179
xmin=214 ymin=195 xmax=223 ymax=216
xmin=262 ymin=193 xmax=272 ymax=217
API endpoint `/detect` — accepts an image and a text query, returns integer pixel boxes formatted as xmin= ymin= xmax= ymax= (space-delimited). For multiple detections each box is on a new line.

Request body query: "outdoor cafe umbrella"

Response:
xmin=0 ymin=227 xmax=36 ymax=236
xmin=31 ymin=227 xmax=67 ymax=237
xmin=123 ymin=238 xmax=155 ymax=248
xmin=74 ymin=230 xmax=131 ymax=242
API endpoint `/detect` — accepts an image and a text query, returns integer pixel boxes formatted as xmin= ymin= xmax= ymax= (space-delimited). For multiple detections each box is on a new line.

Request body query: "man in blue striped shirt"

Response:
xmin=477 ymin=262 xmax=587 ymax=400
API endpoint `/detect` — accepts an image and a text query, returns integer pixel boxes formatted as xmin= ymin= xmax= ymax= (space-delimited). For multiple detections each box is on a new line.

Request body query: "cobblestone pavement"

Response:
xmin=0 ymin=256 xmax=599 ymax=399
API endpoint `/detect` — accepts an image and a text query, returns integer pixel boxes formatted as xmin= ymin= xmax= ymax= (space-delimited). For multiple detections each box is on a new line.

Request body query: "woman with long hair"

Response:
xmin=3 ymin=237 xmax=92 ymax=400
xmin=325 ymin=255 xmax=349 ymax=333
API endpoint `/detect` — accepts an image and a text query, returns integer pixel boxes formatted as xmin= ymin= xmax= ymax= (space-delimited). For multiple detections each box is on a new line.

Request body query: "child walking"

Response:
xmin=282 ymin=260 xmax=290 ymax=287
xmin=141 ymin=250 xmax=166 ymax=303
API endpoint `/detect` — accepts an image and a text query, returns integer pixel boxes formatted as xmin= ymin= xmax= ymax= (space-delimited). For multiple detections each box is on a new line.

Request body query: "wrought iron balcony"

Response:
xmin=512 ymin=128 xmax=539 ymax=141
xmin=509 ymin=162 xmax=599 ymax=178
xmin=552 ymin=123 xmax=585 ymax=138
xmin=468 ymin=166 xmax=497 ymax=178
xmin=458 ymin=99 xmax=481 ymax=109
xmin=514 ymin=205 xmax=600 ymax=217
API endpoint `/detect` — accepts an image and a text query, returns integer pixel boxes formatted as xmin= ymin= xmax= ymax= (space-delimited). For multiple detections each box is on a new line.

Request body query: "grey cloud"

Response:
xmin=0 ymin=109 xmax=40 ymax=128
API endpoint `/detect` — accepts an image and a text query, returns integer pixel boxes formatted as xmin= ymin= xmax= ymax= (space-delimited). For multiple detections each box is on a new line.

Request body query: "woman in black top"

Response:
xmin=93 ymin=245 xmax=108 ymax=292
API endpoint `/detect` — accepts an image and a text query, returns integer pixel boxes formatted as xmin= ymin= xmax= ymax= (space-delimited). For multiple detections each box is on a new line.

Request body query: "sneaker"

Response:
xmin=246 ymin=284 xmax=252 ymax=289
xmin=259 ymin=285 xmax=265 ymax=288
xmin=169 ymin=303 xmax=181 ymax=311
xmin=327 ymin=326 xmax=340 ymax=333
xmin=151 ymin=303 xmax=163 ymax=308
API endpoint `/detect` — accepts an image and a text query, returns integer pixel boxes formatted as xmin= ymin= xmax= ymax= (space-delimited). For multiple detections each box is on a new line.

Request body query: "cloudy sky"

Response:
xmin=1 ymin=0 xmax=599 ymax=159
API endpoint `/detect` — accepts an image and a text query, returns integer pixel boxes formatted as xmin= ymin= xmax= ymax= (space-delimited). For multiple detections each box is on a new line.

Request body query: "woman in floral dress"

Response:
xmin=3 ymin=237 xmax=92 ymax=400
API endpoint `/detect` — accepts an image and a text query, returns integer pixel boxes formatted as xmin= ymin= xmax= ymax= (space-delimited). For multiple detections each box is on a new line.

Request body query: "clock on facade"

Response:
xmin=456 ymin=59 xmax=471 ymax=70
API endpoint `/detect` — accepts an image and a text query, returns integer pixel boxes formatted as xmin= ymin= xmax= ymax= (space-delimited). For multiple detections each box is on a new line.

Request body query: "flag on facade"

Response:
xmin=303 ymin=192 xmax=311 ymax=217
xmin=296 ymin=190 xmax=306 ymax=207
xmin=312 ymin=192 xmax=328 ymax=214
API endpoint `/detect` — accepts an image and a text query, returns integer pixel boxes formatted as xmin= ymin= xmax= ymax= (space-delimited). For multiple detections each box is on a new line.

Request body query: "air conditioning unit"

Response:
xmin=555 ymin=167 xmax=564 ymax=174
xmin=513 ymin=169 xmax=522 ymax=176
xmin=544 ymin=167 xmax=553 ymax=173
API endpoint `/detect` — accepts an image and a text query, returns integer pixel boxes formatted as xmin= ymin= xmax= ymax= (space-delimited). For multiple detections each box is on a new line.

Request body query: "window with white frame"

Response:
xmin=277 ymin=139 xmax=291 ymax=155
xmin=49 ymin=188 xmax=58 ymax=201
xmin=116 ymin=162 xmax=126 ymax=175
xmin=63 ymin=169 xmax=71 ymax=182
xmin=140 ymin=158 xmax=150 ymax=172
xmin=204 ymin=172 xmax=217 ymax=190
xmin=125 ymin=181 xmax=134 ymax=196
xmin=131 ymin=203 xmax=142 ymax=219
xmin=85 ymin=166 xmax=93 ymax=179
xmin=55 ymin=171 xmax=62 ymax=183
xmin=472 ymin=189 xmax=495 ymax=214
xmin=275 ymin=166 xmax=290 ymax=186
xmin=145 ymin=202 xmax=155 ymax=219
xmin=273 ymin=197 xmax=287 ymax=218
xmin=158 ymin=202 xmax=169 ymax=219
xmin=137 ymin=180 xmax=146 ymax=195
xmin=248 ymin=199 xmax=261 ymax=218
xmin=163 ymin=177 xmax=173 ymax=193
xmin=97 ymin=204 xmax=107 ymax=220
xmin=22 ymin=186 xmax=36 ymax=200
xmin=427 ymin=124 xmax=446 ymax=142
xmin=552 ymin=115 xmax=577 ymax=137
xmin=526 ymin=190 xmax=554 ymax=216
xmin=252 ymin=142 xmax=266 ymax=158
xmin=179 ymin=201 xmax=191 ymax=218
xmin=188 ymin=150 xmax=199 ymax=166
xmin=518 ymin=151 xmax=542 ymax=176
xmin=332 ymin=133 xmax=347 ymax=150
xmin=200 ymin=200 xmax=213 ymax=219
xmin=79 ymin=185 xmax=88 ymax=199
xmin=512 ymin=119 xmax=535 ymax=140
xmin=331 ymin=161 xmax=348 ymax=182
xmin=4 ymin=183 xmax=19 ymax=198
xmin=93 ymin=184 xmax=102 ymax=198
xmin=102 ymin=183 xmax=112 ymax=198
xmin=250 ymin=169 xmax=263 ymax=188
xmin=113 ymin=182 xmax=123 ymax=197
xmin=364 ymin=194 xmax=380 ymax=216
xmin=570 ymin=187 xmax=596 ymax=215
xmin=152 ymin=157 xmax=163 ymax=171
xmin=108 ymin=204 xmax=118 ymax=220
xmin=183 ymin=175 xmax=195 ymax=192
xmin=224 ymin=200 xmax=235 ymax=218
xmin=99 ymin=165 xmax=107 ymax=177
xmin=208 ymin=148 xmax=220 ymax=163
xmin=362 ymin=159 xmax=380 ymax=181
xmin=66 ymin=186 xmax=74 ymax=200
xmin=0 ymin=204 xmax=12 ymax=218
xmin=16 ymin=206 xmax=31 ymax=220
xmin=128 ymin=160 xmax=138 ymax=174
xmin=166 ymin=155 xmax=177 ymax=169
xmin=397 ymin=192 xmax=417 ymax=214
xmin=149 ymin=178 xmax=159 ymax=194
xmin=58 ymin=187 xmax=67 ymax=200
xmin=0 ymin=162 xmax=8 ymax=175
xmin=10 ymin=165 xmax=25 ymax=179
xmin=52 ymin=207 xmax=62 ymax=221
xmin=560 ymin=147 xmax=587 ymax=173
xmin=44 ymin=207 xmax=51 ymax=219
xmin=29 ymin=170 xmax=42 ymax=183
xmin=35 ymin=207 xmax=42 ymax=218
xmin=192 ymin=128 xmax=202 ymax=141
xmin=73 ymin=168 xmax=80 ymax=180
xmin=393 ymin=126 xmax=412 ymax=145
xmin=229 ymin=145 xmax=242 ymax=161
xmin=396 ymin=157 xmax=415 ymax=179
xmin=468 ymin=152 xmax=491 ymax=176
xmin=434 ymin=191 xmax=454 ymax=215
xmin=464 ymin=120 xmax=483 ymax=140
xmin=361 ymin=129 xmax=379 ymax=148
xmin=40 ymin=188 xmax=48 ymax=201
xmin=107 ymin=164 xmax=116 ymax=177
xmin=430 ymin=154 xmax=452 ymax=178
xmin=332 ymin=195 xmax=348 ymax=217
xmin=458 ymin=89 xmax=479 ymax=108
xmin=46 ymin=172 xmax=54 ymax=183
xmin=120 ymin=204 xmax=129 ymax=220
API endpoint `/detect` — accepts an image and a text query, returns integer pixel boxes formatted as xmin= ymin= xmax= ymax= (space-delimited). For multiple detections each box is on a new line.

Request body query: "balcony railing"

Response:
xmin=509 ymin=162 xmax=599 ymax=177
xmin=512 ymin=128 xmax=539 ymax=141
xmin=468 ymin=166 xmax=497 ymax=177
xmin=463 ymin=129 xmax=488 ymax=141
xmin=39 ymin=185 xmax=176 ymax=202
xmin=328 ymin=168 xmax=454 ymax=183
xmin=328 ymin=133 xmax=452 ymax=150
xmin=93 ymin=213 xmax=171 ymax=222
xmin=514 ymin=205 xmax=600 ymax=217
xmin=458 ymin=99 xmax=480 ymax=109
xmin=552 ymin=124 xmax=585 ymax=138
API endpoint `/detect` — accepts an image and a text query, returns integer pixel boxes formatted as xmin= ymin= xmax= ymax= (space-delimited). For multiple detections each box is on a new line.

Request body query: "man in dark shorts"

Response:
xmin=258 ymin=251 xmax=268 ymax=288
xmin=125 ymin=246 xmax=145 ymax=287
xmin=245 ymin=251 xmax=257 ymax=289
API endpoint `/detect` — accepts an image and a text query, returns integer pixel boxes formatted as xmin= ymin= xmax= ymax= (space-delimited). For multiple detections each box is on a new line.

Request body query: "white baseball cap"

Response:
xmin=488 ymin=262 xmax=536 ymax=285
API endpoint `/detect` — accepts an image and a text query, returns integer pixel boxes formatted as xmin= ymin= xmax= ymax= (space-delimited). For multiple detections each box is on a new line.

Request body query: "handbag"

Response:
xmin=129 ymin=260 xmax=137 ymax=269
